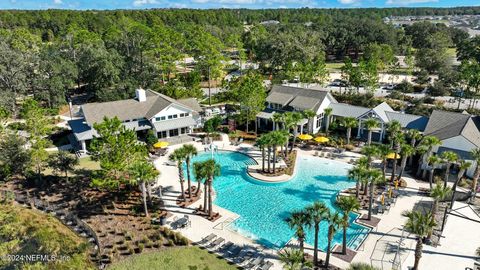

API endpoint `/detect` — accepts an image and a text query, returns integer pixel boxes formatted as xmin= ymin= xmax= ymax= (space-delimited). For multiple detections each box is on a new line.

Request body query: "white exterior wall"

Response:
xmin=312 ymin=94 xmax=335 ymax=133
xmin=432 ymin=135 xmax=478 ymax=178
xmin=150 ymin=104 xmax=192 ymax=121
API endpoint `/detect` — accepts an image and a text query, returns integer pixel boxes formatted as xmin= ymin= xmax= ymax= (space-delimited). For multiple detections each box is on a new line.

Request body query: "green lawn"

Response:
xmin=43 ymin=156 xmax=100 ymax=176
xmin=326 ymin=62 xmax=344 ymax=70
xmin=109 ymin=246 xmax=239 ymax=270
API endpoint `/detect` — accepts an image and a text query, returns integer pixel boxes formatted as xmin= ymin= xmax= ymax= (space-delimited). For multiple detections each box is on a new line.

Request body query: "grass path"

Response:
xmin=109 ymin=246 xmax=238 ymax=270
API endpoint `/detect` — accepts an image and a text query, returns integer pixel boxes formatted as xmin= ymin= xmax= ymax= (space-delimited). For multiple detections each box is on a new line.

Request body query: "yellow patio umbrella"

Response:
xmin=388 ymin=188 xmax=393 ymax=198
xmin=314 ymin=136 xmax=330 ymax=143
xmin=153 ymin=141 xmax=169 ymax=149
xmin=386 ymin=152 xmax=401 ymax=159
xmin=394 ymin=180 xmax=399 ymax=190
xmin=298 ymin=134 xmax=313 ymax=141
xmin=381 ymin=194 xmax=385 ymax=205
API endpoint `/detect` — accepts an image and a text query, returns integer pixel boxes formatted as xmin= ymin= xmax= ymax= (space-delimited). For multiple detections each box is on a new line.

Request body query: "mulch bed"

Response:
xmin=193 ymin=207 xmax=222 ymax=222
xmin=331 ymin=245 xmax=357 ymax=262
xmin=176 ymin=187 xmax=202 ymax=207
xmin=256 ymin=150 xmax=297 ymax=177
xmin=357 ymin=214 xmax=381 ymax=228
xmin=341 ymin=186 xmax=386 ymax=210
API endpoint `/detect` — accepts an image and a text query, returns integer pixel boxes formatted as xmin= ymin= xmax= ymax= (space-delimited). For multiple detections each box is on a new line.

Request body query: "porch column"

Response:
xmin=357 ymin=119 xmax=362 ymax=138
xmin=80 ymin=140 xmax=86 ymax=153
xmin=379 ymin=123 xmax=384 ymax=142
xmin=299 ymin=124 xmax=303 ymax=134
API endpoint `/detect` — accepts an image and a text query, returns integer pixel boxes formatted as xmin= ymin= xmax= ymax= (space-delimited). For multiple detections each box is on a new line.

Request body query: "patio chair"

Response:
xmin=217 ymin=241 xmax=234 ymax=253
xmin=258 ymin=260 xmax=274 ymax=270
xmin=198 ymin=233 xmax=216 ymax=246
xmin=244 ymin=256 xmax=263 ymax=269
xmin=207 ymin=237 xmax=225 ymax=250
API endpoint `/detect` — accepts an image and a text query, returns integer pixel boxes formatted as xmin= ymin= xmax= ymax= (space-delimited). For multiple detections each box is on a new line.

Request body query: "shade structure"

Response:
xmin=153 ymin=141 xmax=169 ymax=148
xmin=386 ymin=152 xmax=401 ymax=159
xmin=298 ymin=134 xmax=313 ymax=141
xmin=314 ymin=136 xmax=329 ymax=143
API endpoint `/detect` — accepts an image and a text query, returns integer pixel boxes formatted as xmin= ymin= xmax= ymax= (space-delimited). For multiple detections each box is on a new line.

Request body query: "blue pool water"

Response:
xmin=187 ymin=150 xmax=370 ymax=251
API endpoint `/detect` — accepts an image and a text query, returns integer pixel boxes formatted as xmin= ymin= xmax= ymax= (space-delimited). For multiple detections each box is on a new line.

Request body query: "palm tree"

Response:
xmin=419 ymin=136 xmax=442 ymax=179
xmin=427 ymin=156 xmax=441 ymax=189
xmin=257 ymin=135 xmax=269 ymax=173
xmin=407 ymin=129 xmax=422 ymax=167
xmin=129 ymin=161 xmax=159 ymax=217
xmin=377 ymin=144 xmax=391 ymax=183
xmin=397 ymin=144 xmax=415 ymax=180
xmin=362 ymin=145 xmax=379 ymax=169
xmin=405 ymin=211 xmax=436 ymax=270
xmin=182 ymin=144 xmax=198 ymax=198
xmin=271 ymin=130 xmax=289 ymax=174
xmin=450 ymin=160 xmax=471 ymax=209
xmin=387 ymin=122 xmax=403 ymax=182
xmin=323 ymin=107 xmax=333 ymax=134
xmin=367 ymin=168 xmax=383 ymax=220
xmin=285 ymin=210 xmax=310 ymax=256
xmin=363 ymin=118 xmax=379 ymax=145
xmin=278 ymin=248 xmax=306 ymax=270
xmin=193 ymin=161 xmax=208 ymax=213
xmin=285 ymin=112 xmax=303 ymax=153
xmin=305 ymin=201 xmax=328 ymax=267
xmin=440 ymin=151 xmax=458 ymax=188
xmin=325 ymin=211 xmax=343 ymax=268
xmin=272 ymin=112 xmax=286 ymax=131
xmin=348 ymin=165 xmax=367 ymax=198
xmin=303 ymin=109 xmax=317 ymax=134
xmin=470 ymin=148 xmax=480 ymax=202
xmin=201 ymin=159 xmax=221 ymax=218
xmin=169 ymin=148 xmax=187 ymax=202
xmin=336 ymin=196 xmax=360 ymax=255
xmin=430 ymin=182 xmax=452 ymax=217
xmin=342 ymin=117 xmax=358 ymax=145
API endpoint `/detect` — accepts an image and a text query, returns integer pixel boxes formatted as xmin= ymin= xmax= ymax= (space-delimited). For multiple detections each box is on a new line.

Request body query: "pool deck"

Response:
xmin=153 ymin=134 xmax=480 ymax=270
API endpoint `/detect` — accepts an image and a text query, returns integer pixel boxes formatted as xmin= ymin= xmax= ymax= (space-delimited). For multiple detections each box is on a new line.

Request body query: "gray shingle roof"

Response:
xmin=329 ymin=103 xmax=369 ymax=118
xmin=371 ymin=102 xmax=394 ymax=122
xmin=265 ymin=85 xmax=330 ymax=111
xmin=152 ymin=116 xmax=197 ymax=131
xmin=424 ymin=110 xmax=480 ymax=147
xmin=385 ymin=111 xmax=429 ymax=131
xmin=81 ymin=90 xmax=201 ymax=125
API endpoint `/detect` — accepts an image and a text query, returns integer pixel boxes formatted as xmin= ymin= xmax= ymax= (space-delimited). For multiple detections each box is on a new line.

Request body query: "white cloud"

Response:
xmin=337 ymin=0 xmax=360 ymax=4
xmin=386 ymin=0 xmax=438 ymax=5
xmin=53 ymin=0 xmax=63 ymax=4
xmin=133 ymin=0 xmax=159 ymax=6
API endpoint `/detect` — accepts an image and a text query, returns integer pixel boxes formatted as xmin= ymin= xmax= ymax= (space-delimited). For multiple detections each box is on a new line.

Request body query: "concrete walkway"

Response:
xmin=152 ymin=134 xmax=480 ymax=270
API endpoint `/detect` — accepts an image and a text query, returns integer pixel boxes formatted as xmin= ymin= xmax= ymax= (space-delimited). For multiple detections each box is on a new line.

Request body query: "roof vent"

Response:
xmin=136 ymin=88 xmax=146 ymax=102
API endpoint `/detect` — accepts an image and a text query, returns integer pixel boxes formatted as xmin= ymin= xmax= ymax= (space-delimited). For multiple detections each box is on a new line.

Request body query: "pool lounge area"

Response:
xmin=185 ymin=150 xmax=372 ymax=251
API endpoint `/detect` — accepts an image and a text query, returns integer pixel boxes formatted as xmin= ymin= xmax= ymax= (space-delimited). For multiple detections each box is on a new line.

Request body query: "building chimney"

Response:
xmin=136 ymin=88 xmax=146 ymax=102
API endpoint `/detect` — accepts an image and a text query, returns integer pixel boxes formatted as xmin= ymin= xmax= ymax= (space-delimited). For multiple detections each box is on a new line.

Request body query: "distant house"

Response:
xmin=423 ymin=110 xmax=480 ymax=176
xmin=256 ymin=85 xmax=336 ymax=134
xmin=69 ymin=89 xmax=202 ymax=154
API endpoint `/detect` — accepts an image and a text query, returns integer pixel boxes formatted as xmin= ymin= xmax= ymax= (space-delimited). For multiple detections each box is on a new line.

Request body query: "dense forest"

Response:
xmin=0 ymin=7 xmax=479 ymax=114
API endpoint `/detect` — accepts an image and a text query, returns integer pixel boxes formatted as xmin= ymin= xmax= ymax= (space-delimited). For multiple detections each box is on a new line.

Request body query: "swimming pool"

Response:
xmin=187 ymin=150 xmax=370 ymax=251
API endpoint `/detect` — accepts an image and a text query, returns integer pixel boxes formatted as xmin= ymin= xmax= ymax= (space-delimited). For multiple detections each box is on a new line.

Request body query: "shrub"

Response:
xmin=395 ymin=81 xmax=414 ymax=93
xmin=138 ymin=243 xmax=144 ymax=252
xmin=167 ymin=239 xmax=175 ymax=246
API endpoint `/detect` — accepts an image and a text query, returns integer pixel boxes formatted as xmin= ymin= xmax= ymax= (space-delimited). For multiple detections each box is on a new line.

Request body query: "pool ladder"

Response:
xmin=213 ymin=217 xmax=236 ymax=230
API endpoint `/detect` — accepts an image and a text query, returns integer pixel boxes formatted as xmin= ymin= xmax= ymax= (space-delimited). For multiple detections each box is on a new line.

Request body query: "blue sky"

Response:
xmin=1 ymin=0 xmax=479 ymax=10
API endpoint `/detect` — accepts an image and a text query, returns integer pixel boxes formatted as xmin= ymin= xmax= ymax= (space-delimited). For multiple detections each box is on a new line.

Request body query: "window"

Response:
xmin=169 ymin=129 xmax=179 ymax=137
xmin=316 ymin=113 xmax=324 ymax=129
xmin=157 ymin=131 xmax=167 ymax=138
xmin=180 ymin=127 xmax=188 ymax=134
xmin=173 ymin=114 xmax=178 ymax=119
xmin=160 ymin=116 xmax=166 ymax=121
xmin=124 ymin=120 xmax=131 ymax=123
xmin=168 ymin=115 xmax=173 ymax=120
xmin=155 ymin=117 xmax=161 ymax=122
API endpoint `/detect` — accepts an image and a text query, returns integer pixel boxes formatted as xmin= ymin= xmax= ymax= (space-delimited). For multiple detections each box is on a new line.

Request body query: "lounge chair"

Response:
xmin=199 ymin=233 xmax=216 ymax=246
xmin=207 ymin=237 xmax=225 ymax=250
xmin=217 ymin=241 xmax=234 ymax=253
xmin=314 ymin=151 xmax=319 ymax=156
xmin=244 ymin=256 xmax=263 ymax=269
xmin=225 ymin=246 xmax=242 ymax=261
xmin=377 ymin=204 xmax=384 ymax=214
xmin=164 ymin=160 xmax=176 ymax=166
xmin=258 ymin=261 xmax=274 ymax=270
